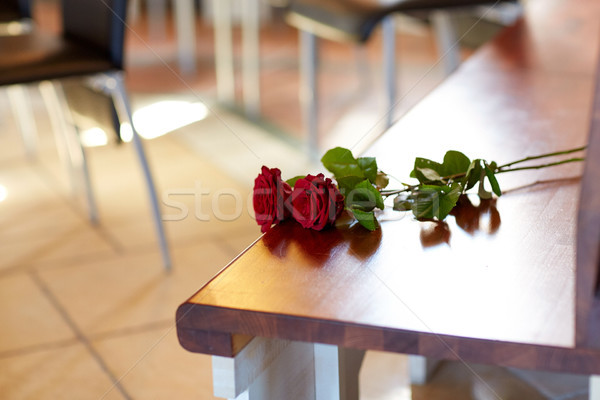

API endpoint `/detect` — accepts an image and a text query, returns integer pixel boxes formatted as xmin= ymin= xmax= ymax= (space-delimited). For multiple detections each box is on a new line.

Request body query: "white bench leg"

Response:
xmin=591 ymin=375 xmax=600 ymax=400
xmin=408 ymin=355 xmax=440 ymax=385
xmin=212 ymin=337 xmax=364 ymax=400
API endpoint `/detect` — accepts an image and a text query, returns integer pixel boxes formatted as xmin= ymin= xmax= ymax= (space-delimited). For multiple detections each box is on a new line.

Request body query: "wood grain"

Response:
xmin=177 ymin=0 xmax=600 ymax=376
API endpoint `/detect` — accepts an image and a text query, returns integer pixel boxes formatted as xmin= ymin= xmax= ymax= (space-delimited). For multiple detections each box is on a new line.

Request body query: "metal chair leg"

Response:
xmin=381 ymin=15 xmax=397 ymax=129
xmin=431 ymin=10 xmax=461 ymax=76
xmin=7 ymin=85 xmax=38 ymax=158
xmin=108 ymin=72 xmax=172 ymax=271
xmin=39 ymin=80 xmax=99 ymax=224
xmin=299 ymin=30 xmax=318 ymax=158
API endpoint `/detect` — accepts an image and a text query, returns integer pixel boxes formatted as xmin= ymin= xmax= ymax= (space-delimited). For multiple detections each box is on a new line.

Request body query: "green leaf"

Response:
xmin=410 ymin=183 xmax=462 ymax=220
xmin=393 ymin=193 xmax=412 ymax=211
xmin=464 ymin=160 xmax=483 ymax=190
xmin=484 ymin=164 xmax=502 ymax=197
xmin=442 ymin=150 xmax=471 ymax=176
xmin=411 ymin=151 xmax=471 ymax=185
xmin=345 ymin=180 xmax=384 ymax=211
xmin=357 ymin=157 xmax=378 ymax=183
xmin=411 ymin=157 xmax=445 ymax=184
xmin=375 ymin=172 xmax=389 ymax=189
xmin=351 ymin=208 xmax=378 ymax=231
xmin=286 ymin=175 xmax=305 ymax=187
xmin=477 ymin=168 xmax=492 ymax=199
xmin=321 ymin=147 xmax=364 ymax=179
xmin=336 ymin=176 xmax=364 ymax=196
xmin=417 ymin=167 xmax=443 ymax=182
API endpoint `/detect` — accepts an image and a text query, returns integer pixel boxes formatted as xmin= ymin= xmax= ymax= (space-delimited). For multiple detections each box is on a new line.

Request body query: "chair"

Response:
xmin=0 ymin=0 xmax=172 ymax=270
xmin=285 ymin=0 xmax=520 ymax=154
xmin=0 ymin=0 xmax=32 ymax=31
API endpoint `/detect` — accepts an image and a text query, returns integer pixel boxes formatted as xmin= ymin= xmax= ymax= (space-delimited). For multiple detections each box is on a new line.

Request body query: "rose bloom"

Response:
xmin=253 ymin=166 xmax=292 ymax=233
xmin=291 ymin=174 xmax=344 ymax=231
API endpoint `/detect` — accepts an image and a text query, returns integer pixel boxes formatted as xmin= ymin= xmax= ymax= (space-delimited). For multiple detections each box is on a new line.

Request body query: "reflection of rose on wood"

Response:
xmin=450 ymin=195 xmax=501 ymax=235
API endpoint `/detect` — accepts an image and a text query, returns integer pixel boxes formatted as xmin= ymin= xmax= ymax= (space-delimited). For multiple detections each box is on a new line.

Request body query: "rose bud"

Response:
xmin=253 ymin=166 xmax=292 ymax=233
xmin=291 ymin=174 xmax=344 ymax=231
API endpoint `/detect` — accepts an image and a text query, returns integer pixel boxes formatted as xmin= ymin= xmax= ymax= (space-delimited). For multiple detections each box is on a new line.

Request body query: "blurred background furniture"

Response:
xmin=1 ymin=0 xmax=36 ymax=158
xmin=285 ymin=0 xmax=522 ymax=155
xmin=0 ymin=0 xmax=171 ymax=270
xmin=0 ymin=0 xmax=33 ymax=34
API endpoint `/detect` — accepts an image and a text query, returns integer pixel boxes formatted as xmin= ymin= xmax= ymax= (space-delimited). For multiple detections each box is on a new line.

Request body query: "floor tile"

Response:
xmin=0 ymin=274 xmax=74 ymax=353
xmin=36 ymin=240 xmax=234 ymax=337
xmin=93 ymin=328 xmax=218 ymax=400
xmin=0 ymin=343 xmax=125 ymax=400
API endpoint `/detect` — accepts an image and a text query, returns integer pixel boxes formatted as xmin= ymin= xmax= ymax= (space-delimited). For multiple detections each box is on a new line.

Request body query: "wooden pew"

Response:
xmin=176 ymin=0 xmax=600 ymax=398
xmin=577 ymin=39 xmax=600 ymax=350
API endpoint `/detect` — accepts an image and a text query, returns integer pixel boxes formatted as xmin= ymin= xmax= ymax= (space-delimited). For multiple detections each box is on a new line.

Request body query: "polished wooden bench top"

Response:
xmin=177 ymin=0 xmax=600 ymax=375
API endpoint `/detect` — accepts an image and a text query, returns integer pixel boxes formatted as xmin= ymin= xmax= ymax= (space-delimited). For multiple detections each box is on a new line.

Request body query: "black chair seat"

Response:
xmin=0 ymin=32 xmax=117 ymax=86
xmin=0 ymin=0 xmax=29 ymax=23
xmin=287 ymin=0 xmax=515 ymax=42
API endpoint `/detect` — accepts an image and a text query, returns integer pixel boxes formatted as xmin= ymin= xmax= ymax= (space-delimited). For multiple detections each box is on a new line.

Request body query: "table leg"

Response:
xmin=381 ymin=15 xmax=396 ymax=129
xmin=7 ymin=85 xmax=38 ymax=158
xmin=212 ymin=0 xmax=236 ymax=105
xmin=591 ymin=375 xmax=600 ymax=400
xmin=408 ymin=355 xmax=440 ymax=385
xmin=299 ymin=30 xmax=319 ymax=158
xmin=212 ymin=337 xmax=364 ymax=400
xmin=241 ymin=0 xmax=261 ymax=120
xmin=430 ymin=10 xmax=460 ymax=76
xmin=173 ymin=0 xmax=197 ymax=74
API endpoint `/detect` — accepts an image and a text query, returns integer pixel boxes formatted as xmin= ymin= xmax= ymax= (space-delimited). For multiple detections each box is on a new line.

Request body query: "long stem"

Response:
xmin=497 ymin=146 xmax=586 ymax=169
xmin=380 ymin=187 xmax=412 ymax=197
xmin=496 ymin=157 xmax=585 ymax=173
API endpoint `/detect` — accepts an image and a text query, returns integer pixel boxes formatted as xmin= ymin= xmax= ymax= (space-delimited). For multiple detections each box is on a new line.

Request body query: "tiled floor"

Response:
xmin=0 ymin=1 xmax=592 ymax=399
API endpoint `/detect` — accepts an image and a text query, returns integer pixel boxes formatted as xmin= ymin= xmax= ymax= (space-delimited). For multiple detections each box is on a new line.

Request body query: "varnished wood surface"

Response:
xmin=177 ymin=0 xmax=600 ymax=374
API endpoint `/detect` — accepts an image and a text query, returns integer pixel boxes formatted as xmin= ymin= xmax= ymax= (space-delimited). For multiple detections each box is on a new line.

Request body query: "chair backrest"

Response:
xmin=576 ymin=49 xmax=600 ymax=348
xmin=61 ymin=0 xmax=127 ymax=69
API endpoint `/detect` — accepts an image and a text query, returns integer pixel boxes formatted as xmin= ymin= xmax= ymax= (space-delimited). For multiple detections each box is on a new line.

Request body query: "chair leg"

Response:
xmin=7 ymin=85 xmax=38 ymax=158
xmin=38 ymin=80 xmax=99 ymax=224
xmin=381 ymin=15 xmax=397 ymax=129
xmin=431 ymin=10 xmax=461 ymax=76
xmin=108 ymin=73 xmax=172 ymax=271
xmin=299 ymin=30 xmax=319 ymax=158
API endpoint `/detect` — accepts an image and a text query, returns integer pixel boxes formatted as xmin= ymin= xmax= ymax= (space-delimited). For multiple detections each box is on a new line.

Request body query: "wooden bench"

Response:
xmin=176 ymin=0 xmax=600 ymax=398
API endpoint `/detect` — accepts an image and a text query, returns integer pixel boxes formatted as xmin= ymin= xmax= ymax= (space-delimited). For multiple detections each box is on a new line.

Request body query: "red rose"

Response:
xmin=253 ymin=166 xmax=292 ymax=233
xmin=291 ymin=174 xmax=344 ymax=231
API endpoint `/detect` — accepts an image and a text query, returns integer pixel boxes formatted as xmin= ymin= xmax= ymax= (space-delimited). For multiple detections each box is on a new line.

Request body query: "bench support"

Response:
xmin=591 ymin=375 xmax=600 ymax=400
xmin=212 ymin=337 xmax=365 ymax=400
xmin=408 ymin=355 xmax=440 ymax=385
